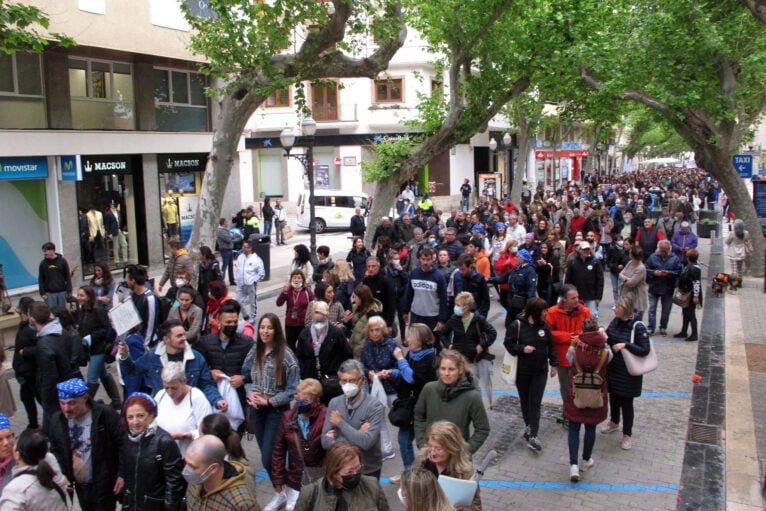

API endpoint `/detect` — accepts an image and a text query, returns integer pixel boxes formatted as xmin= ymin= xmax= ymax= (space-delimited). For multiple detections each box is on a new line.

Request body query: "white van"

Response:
xmin=296 ymin=189 xmax=369 ymax=233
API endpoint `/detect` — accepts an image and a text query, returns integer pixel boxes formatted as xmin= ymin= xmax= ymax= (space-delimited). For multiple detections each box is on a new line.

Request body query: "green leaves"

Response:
xmin=361 ymin=137 xmax=419 ymax=182
xmin=0 ymin=0 xmax=75 ymax=54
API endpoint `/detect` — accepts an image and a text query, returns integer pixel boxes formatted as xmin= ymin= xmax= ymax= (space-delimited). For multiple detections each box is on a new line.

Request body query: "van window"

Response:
xmin=334 ymin=196 xmax=354 ymax=208
xmin=313 ymin=196 xmax=329 ymax=207
xmin=354 ymin=196 xmax=368 ymax=209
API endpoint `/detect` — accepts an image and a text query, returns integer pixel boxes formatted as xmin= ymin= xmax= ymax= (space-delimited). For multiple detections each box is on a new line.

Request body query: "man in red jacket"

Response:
xmin=544 ymin=284 xmax=592 ymax=402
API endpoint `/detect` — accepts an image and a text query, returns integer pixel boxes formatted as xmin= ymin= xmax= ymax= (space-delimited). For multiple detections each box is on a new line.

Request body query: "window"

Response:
xmin=68 ymin=58 xmax=135 ymax=130
xmin=334 ymin=196 xmax=354 ymax=208
xmin=0 ymin=52 xmax=46 ymax=128
xmin=153 ymin=68 xmax=209 ymax=131
xmin=265 ymin=88 xmax=291 ymax=108
xmin=431 ymin=79 xmax=443 ymax=97
xmin=374 ymin=77 xmax=403 ymax=103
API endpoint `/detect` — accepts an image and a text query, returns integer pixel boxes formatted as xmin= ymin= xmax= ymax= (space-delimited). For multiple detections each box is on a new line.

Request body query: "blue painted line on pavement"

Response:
xmin=481 ymin=390 xmax=690 ymax=398
xmin=495 ymin=337 xmax=688 ymax=344
xmin=476 ymin=481 xmax=677 ymax=491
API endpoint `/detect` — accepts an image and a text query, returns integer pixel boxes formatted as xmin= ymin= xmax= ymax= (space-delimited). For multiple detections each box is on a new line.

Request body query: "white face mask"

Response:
xmin=313 ymin=321 xmax=326 ymax=331
xmin=291 ymin=282 xmax=302 ymax=289
xmin=174 ymin=278 xmax=185 ymax=288
xmin=341 ymin=382 xmax=359 ymax=399
xmin=392 ymin=259 xmax=400 ymax=266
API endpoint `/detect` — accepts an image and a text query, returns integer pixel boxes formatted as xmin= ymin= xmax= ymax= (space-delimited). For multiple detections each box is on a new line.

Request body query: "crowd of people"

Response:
xmin=3 ymin=167 xmax=744 ymax=509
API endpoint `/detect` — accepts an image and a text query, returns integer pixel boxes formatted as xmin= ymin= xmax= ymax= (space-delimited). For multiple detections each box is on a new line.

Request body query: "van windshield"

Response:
xmin=354 ymin=196 xmax=368 ymax=210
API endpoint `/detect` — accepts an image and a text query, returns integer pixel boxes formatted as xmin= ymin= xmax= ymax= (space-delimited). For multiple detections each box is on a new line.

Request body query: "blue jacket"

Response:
xmin=646 ymin=252 xmax=682 ymax=295
xmin=507 ymin=262 xmax=537 ymax=300
xmin=361 ymin=336 xmax=401 ymax=395
xmin=119 ymin=342 xmax=224 ymax=407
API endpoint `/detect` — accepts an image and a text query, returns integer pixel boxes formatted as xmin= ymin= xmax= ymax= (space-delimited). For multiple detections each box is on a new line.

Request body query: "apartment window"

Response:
xmin=68 ymin=58 xmax=135 ymax=130
xmin=153 ymin=68 xmax=209 ymax=131
xmin=265 ymin=88 xmax=291 ymax=108
xmin=0 ymin=53 xmax=46 ymax=128
xmin=374 ymin=77 xmax=403 ymax=103
xmin=431 ymin=80 xmax=443 ymax=94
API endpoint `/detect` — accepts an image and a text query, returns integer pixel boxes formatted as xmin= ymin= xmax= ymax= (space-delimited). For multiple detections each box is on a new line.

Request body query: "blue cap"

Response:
xmin=471 ymin=224 xmax=485 ymax=234
xmin=495 ymin=222 xmax=506 ymax=230
xmin=0 ymin=413 xmax=9 ymax=430
xmin=57 ymin=378 xmax=88 ymax=401
xmin=125 ymin=392 xmax=158 ymax=415
xmin=517 ymin=249 xmax=533 ymax=263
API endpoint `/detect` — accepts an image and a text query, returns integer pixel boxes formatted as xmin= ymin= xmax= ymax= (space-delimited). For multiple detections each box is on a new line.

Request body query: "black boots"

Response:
xmin=101 ymin=374 xmax=123 ymax=410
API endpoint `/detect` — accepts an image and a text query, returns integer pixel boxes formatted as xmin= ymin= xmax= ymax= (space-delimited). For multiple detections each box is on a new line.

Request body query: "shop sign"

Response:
xmin=535 ymin=150 xmax=588 ymax=159
xmin=81 ymin=154 xmax=133 ymax=174
xmin=0 ymin=156 xmax=48 ymax=180
xmin=60 ymin=155 xmax=82 ymax=181
xmin=158 ymin=153 xmax=209 ymax=173
xmin=343 ymin=156 xmax=357 ymax=167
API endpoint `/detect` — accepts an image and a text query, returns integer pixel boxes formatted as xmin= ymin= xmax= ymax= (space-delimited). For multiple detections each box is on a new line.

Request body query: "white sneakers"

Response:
xmin=265 ymin=488 xmax=300 ymax=511
xmin=570 ymin=464 xmax=580 ymax=482
xmin=621 ymin=435 xmax=633 ymax=450
xmin=579 ymin=458 xmax=595 ymax=472
xmin=285 ymin=487 xmax=300 ymax=511
xmin=600 ymin=421 xmax=620 ymax=434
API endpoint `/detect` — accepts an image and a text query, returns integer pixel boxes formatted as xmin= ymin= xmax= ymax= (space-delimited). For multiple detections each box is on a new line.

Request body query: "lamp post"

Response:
xmin=280 ymin=117 xmax=318 ymax=264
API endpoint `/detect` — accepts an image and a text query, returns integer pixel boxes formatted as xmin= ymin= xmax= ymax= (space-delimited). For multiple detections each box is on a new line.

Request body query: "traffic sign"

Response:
xmin=733 ymin=154 xmax=753 ymax=178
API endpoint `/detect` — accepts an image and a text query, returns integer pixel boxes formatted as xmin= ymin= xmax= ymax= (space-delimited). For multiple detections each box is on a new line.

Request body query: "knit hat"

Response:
xmin=517 ymin=249 xmax=533 ymax=263
xmin=0 ymin=413 xmax=9 ymax=431
xmin=57 ymin=378 xmax=88 ymax=400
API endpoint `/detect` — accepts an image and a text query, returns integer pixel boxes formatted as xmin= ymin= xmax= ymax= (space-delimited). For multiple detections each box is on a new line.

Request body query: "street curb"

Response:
xmin=676 ymin=233 xmax=726 ymax=511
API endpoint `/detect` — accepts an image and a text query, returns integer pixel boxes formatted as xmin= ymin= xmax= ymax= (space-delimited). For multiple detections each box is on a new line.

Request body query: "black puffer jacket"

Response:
xmin=76 ymin=306 xmax=111 ymax=355
xmin=120 ymin=425 xmax=186 ymax=511
xmin=504 ymin=315 xmax=558 ymax=374
xmin=49 ymin=401 xmax=124 ymax=509
xmin=442 ymin=313 xmax=497 ymax=362
xmin=605 ymin=317 xmax=651 ymax=398
xmin=196 ymin=332 xmax=254 ymax=406
xmin=12 ymin=321 xmax=37 ymax=381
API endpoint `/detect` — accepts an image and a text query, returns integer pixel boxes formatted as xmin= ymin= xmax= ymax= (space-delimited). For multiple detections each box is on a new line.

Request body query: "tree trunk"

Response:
xmin=187 ymin=93 xmax=262 ymax=252
xmin=511 ymin=114 xmax=529 ymax=204
xmin=364 ymin=171 xmax=407 ymax=248
xmin=697 ymin=147 xmax=765 ymax=277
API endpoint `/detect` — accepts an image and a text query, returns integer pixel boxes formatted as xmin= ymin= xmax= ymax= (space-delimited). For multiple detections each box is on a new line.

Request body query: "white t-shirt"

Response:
xmin=68 ymin=411 xmax=93 ymax=484
xmin=155 ymin=387 xmax=213 ymax=456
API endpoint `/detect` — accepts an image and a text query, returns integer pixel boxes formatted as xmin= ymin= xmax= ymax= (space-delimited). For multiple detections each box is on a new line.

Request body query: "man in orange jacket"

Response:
xmin=544 ymin=284 xmax=592 ymax=402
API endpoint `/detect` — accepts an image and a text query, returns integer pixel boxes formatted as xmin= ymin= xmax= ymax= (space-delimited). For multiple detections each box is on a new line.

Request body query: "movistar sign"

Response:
xmin=0 ymin=156 xmax=49 ymax=180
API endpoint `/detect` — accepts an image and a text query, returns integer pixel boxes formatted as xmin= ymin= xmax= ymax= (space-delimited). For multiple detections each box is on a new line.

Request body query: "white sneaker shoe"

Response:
xmin=264 ymin=491 xmax=287 ymax=511
xmin=569 ymin=464 xmax=580 ymax=482
xmin=285 ymin=487 xmax=300 ymax=511
xmin=579 ymin=458 xmax=595 ymax=472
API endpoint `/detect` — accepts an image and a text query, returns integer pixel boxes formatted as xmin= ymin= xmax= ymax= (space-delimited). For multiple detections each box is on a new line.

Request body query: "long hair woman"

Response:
xmin=341 ymin=283 xmax=382 ymax=359
xmin=291 ymin=244 xmax=314 ymax=282
xmin=246 ymin=313 xmax=300 ymax=481
xmin=276 ymin=269 xmax=314 ymax=352
xmin=89 ymin=262 xmax=115 ymax=310
xmin=345 ymin=236 xmax=371 ymax=283
xmin=398 ymin=467 xmax=453 ymax=511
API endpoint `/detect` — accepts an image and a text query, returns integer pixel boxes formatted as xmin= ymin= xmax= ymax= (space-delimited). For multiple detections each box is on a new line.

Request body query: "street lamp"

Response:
xmin=488 ymin=138 xmax=498 ymax=152
xmin=280 ymin=116 xmax=318 ymax=264
xmin=503 ymin=133 xmax=511 ymax=146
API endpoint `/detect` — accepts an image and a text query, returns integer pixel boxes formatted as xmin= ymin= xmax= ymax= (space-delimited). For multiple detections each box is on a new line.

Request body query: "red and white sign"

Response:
xmin=334 ymin=156 xmax=342 ymax=168
xmin=535 ymin=150 xmax=588 ymax=159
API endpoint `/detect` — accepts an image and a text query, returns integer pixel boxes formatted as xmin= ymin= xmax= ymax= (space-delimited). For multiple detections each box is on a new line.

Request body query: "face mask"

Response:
xmin=341 ymin=382 xmax=360 ymax=399
xmin=295 ymin=399 xmax=312 ymax=414
xmin=222 ymin=325 xmax=237 ymax=339
xmin=174 ymin=278 xmax=185 ymax=288
xmin=510 ymin=247 xmax=518 ymax=254
xmin=617 ymin=241 xmax=624 ymax=248
xmin=313 ymin=321 xmax=326 ymax=331
xmin=341 ymin=472 xmax=362 ymax=491
xmin=182 ymin=464 xmax=213 ymax=486
xmin=291 ymin=282 xmax=302 ymax=289
xmin=397 ymin=487 xmax=406 ymax=506
xmin=392 ymin=259 xmax=400 ymax=266
xmin=453 ymin=305 xmax=464 ymax=316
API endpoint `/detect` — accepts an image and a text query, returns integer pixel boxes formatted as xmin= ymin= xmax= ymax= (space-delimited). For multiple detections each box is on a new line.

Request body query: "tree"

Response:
xmin=569 ymin=0 xmax=766 ymax=275
xmin=0 ymin=0 xmax=74 ymax=53
xmin=183 ymin=0 xmax=406 ymax=250
xmin=361 ymin=0 xmax=573 ymax=243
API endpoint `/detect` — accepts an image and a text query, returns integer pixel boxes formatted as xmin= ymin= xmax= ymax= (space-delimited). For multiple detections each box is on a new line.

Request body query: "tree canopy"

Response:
xmin=0 ymin=0 xmax=74 ymax=54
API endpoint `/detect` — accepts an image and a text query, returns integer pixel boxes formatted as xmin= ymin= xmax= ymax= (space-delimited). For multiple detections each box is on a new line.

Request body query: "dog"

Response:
xmin=712 ymin=272 xmax=729 ymax=297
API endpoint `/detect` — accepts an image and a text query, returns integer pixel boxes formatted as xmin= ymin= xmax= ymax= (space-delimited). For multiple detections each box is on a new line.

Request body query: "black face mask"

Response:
xmin=222 ymin=325 xmax=237 ymax=339
xmin=341 ymin=472 xmax=362 ymax=490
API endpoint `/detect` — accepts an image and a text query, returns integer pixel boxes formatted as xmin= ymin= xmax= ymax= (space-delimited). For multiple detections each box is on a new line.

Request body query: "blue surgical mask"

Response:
xmin=453 ymin=305 xmax=464 ymax=316
xmin=295 ymin=399 xmax=312 ymax=414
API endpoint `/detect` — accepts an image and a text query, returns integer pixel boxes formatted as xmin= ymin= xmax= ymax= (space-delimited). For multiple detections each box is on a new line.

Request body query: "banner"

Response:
xmin=178 ymin=195 xmax=199 ymax=246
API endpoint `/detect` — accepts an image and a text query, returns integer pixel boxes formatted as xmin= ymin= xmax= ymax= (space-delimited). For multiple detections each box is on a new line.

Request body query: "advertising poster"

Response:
xmin=315 ymin=165 xmax=330 ymax=189
xmin=178 ymin=195 xmax=199 ymax=246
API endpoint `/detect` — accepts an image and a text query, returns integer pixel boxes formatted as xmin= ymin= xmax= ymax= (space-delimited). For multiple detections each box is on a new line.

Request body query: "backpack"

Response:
xmin=572 ymin=347 xmax=608 ymax=409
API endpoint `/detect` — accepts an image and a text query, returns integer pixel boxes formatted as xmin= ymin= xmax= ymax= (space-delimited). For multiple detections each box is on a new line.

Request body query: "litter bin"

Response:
xmin=249 ymin=233 xmax=271 ymax=281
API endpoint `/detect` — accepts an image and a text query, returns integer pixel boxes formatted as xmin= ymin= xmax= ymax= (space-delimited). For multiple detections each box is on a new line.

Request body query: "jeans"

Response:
xmin=236 ymin=283 xmax=258 ymax=320
xmin=609 ymin=394 xmax=635 ymax=436
xmin=86 ymin=353 xmax=108 ymax=385
xmin=45 ymin=291 xmax=68 ymax=309
xmin=252 ymin=405 xmax=286 ymax=477
xmin=398 ymin=426 xmax=416 ymax=469
xmin=584 ymin=299 xmax=599 ymax=321
xmin=274 ymin=220 xmax=284 ymax=244
xmin=610 ymin=272 xmax=620 ymax=302
xmin=516 ymin=370 xmax=548 ymax=437
xmin=556 ymin=366 xmax=571 ymax=403
xmin=460 ymin=196 xmax=469 ymax=212
xmin=647 ymin=291 xmax=673 ymax=331
xmin=220 ymin=249 xmax=235 ymax=284
xmin=568 ymin=422 xmax=596 ymax=465
xmin=263 ymin=220 xmax=273 ymax=238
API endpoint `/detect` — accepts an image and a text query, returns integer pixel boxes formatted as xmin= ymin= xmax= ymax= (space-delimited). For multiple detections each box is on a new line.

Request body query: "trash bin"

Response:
xmin=249 ymin=233 xmax=271 ymax=281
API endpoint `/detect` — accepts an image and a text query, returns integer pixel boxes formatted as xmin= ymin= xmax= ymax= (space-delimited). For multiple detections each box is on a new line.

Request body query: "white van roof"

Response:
xmin=302 ymin=189 xmax=369 ymax=197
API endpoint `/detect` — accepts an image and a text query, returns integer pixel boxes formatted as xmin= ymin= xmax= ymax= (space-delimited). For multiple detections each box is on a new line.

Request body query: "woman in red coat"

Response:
xmin=563 ymin=318 xmax=610 ymax=483
xmin=276 ymin=269 xmax=315 ymax=353
xmin=269 ymin=378 xmax=327 ymax=511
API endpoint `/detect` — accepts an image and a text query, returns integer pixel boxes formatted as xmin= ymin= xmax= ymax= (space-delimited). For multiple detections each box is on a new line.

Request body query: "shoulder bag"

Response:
xmin=572 ymin=348 xmax=608 ymax=409
xmin=621 ymin=321 xmax=658 ymax=376
xmin=501 ymin=320 xmax=520 ymax=385
xmin=673 ymin=287 xmax=692 ymax=307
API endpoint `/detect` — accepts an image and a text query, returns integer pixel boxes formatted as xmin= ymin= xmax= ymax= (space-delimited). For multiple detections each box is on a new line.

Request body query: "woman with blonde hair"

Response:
xmin=413 ymin=421 xmax=481 ymax=511
xmin=325 ymin=260 xmax=356 ymax=311
xmin=414 ymin=350 xmax=490 ymax=456
xmin=398 ymin=467 xmax=453 ymax=511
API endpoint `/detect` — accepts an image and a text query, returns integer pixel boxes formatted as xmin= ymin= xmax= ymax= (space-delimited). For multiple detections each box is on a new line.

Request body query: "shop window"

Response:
xmin=374 ymin=77 xmax=403 ymax=103
xmin=68 ymin=58 xmax=136 ymax=130
xmin=153 ymin=68 xmax=209 ymax=131
xmin=0 ymin=52 xmax=46 ymax=129
xmin=265 ymin=88 xmax=291 ymax=108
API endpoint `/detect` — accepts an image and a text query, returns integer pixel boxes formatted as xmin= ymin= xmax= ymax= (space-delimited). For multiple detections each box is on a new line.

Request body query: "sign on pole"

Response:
xmin=733 ymin=154 xmax=753 ymax=178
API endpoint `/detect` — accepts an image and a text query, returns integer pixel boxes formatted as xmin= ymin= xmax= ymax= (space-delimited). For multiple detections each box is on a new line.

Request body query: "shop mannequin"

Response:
xmin=86 ymin=207 xmax=105 ymax=259
xmin=162 ymin=196 xmax=180 ymax=240
xmin=104 ymin=203 xmax=128 ymax=264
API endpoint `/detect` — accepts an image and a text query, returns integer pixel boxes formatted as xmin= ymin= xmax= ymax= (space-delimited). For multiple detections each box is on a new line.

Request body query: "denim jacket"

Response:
xmin=243 ymin=348 xmax=299 ymax=408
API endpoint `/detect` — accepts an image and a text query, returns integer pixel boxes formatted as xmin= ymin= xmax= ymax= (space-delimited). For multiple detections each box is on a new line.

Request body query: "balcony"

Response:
xmin=251 ymin=103 xmax=358 ymax=132
xmin=312 ymin=103 xmax=358 ymax=122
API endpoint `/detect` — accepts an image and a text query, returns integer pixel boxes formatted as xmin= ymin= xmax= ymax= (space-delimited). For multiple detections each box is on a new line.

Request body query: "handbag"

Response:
xmin=501 ymin=320 xmax=520 ymax=385
xmin=388 ymin=395 xmax=416 ymax=427
xmin=673 ymin=287 xmax=692 ymax=307
xmin=572 ymin=348 xmax=608 ymax=409
xmin=282 ymin=224 xmax=294 ymax=241
xmin=621 ymin=321 xmax=659 ymax=376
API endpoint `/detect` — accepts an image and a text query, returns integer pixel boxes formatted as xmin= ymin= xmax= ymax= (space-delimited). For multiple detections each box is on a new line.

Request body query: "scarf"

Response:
xmin=127 ymin=420 xmax=158 ymax=443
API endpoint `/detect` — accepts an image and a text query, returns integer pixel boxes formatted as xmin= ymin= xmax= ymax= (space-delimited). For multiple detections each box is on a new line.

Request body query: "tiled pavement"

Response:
xmin=1 ymin=236 xmax=723 ymax=510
